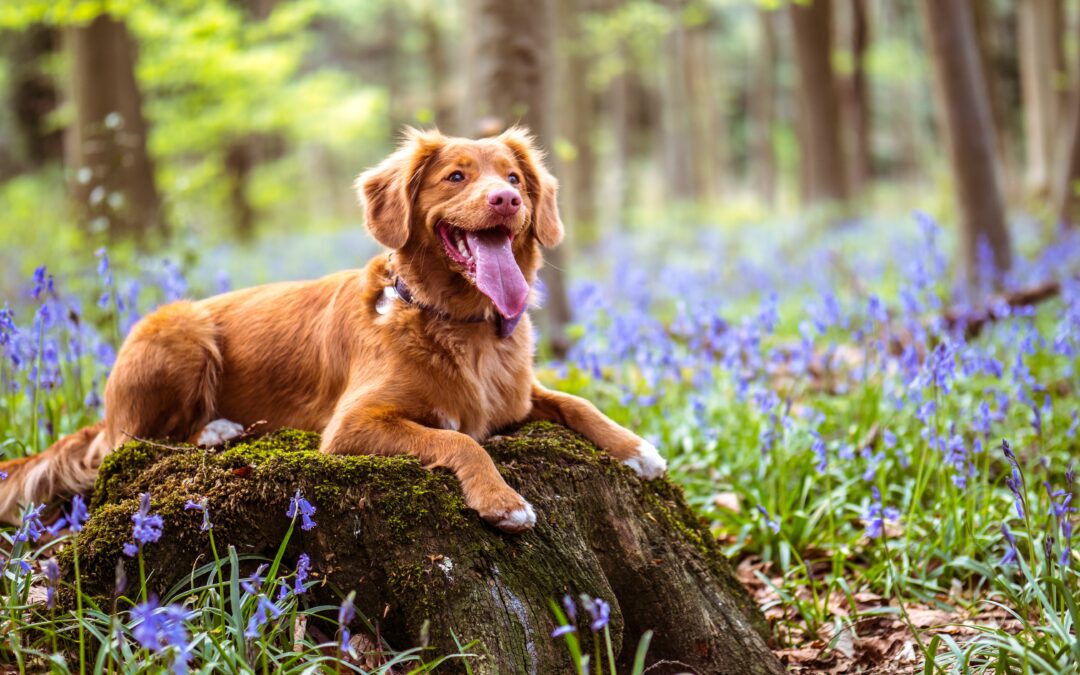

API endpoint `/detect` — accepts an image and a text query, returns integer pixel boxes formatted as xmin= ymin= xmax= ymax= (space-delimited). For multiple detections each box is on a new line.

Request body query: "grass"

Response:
xmin=0 ymin=208 xmax=1078 ymax=672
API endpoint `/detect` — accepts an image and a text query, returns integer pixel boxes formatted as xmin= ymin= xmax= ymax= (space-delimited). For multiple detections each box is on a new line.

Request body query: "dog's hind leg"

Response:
xmin=0 ymin=301 xmax=224 ymax=524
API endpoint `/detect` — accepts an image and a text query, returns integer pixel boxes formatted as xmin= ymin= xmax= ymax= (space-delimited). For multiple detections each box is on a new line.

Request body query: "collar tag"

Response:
xmin=376 ymin=285 xmax=399 ymax=315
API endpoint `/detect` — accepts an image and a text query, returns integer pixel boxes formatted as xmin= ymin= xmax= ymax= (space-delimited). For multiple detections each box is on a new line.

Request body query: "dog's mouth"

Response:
xmin=437 ymin=221 xmax=529 ymax=321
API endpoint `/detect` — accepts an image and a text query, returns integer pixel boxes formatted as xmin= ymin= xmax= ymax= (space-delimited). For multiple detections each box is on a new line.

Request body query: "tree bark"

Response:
xmin=463 ymin=0 xmax=571 ymax=357
xmin=1052 ymin=6 xmax=1080 ymax=227
xmin=64 ymin=14 xmax=164 ymax=239
xmin=790 ymin=0 xmax=848 ymax=205
xmin=920 ymin=0 xmax=1013 ymax=285
xmin=843 ymin=0 xmax=872 ymax=194
xmin=422 ymin=10 xmax=455 ymax=132
xmin=751 ymin=8 xmax=779 ymax=206
xmin=0 ymin=26 xmax=61 ymax=180
xmin=1019 ymin=0 xmax=1062 ymax=195
xmin=555 ymin=0 xmax=599 ymax=243
xmin=66 ymin=423 xmax=784 ymax=674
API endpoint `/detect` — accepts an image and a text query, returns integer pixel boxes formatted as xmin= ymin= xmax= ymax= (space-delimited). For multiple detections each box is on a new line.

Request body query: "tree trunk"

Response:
xmin=64 ymin=14 xmax=164 ymax=239
xmin=920 ymin=0 xmax=1013 ymax=285
xmin=789 ymin=0 xmax=848 ymax=205
xmin=0 ymin=26 xmax=62 ymax=179
xmin=1052 ymin=7 xmax=1080 ymax=227
xmin=970 ymin=0 xmax=1021 ymax=199
xmin=463 ymin=0 xmax=571 ymax=357
xmin=65 ymin=423 xmax=784 ymax=674
xmin=843 ymin=0 xmax=872 ymax=194
xmin=1018 ymin=0 xmax=1061 ymax=195
xmin=422 ymin=10 xmax=455 ymax=132
xmin=751 ymin=8 xmax=778 ymax=206
xmin=555 ymin=0 xmax=599 ymax=243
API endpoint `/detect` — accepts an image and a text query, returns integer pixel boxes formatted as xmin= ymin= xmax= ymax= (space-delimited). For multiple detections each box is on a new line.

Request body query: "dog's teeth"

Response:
xmin=457 ymin=240 xmax=468 ymax=257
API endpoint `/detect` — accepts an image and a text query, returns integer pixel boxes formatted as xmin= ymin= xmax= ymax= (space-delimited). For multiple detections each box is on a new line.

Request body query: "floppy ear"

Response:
xmin=499 ymin=127 xmax=564 ymax=248
xmin=355 ymin=129 xmax=444 ymax=250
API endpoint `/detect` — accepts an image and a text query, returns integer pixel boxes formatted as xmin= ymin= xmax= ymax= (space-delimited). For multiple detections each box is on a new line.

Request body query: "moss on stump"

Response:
xmin=69 ymin=422 xmax=783 ymax=674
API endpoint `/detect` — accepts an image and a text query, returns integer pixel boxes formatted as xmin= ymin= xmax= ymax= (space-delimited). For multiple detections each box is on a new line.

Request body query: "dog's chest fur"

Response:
xmin=413 ymin=319 xmax=534 ymax=440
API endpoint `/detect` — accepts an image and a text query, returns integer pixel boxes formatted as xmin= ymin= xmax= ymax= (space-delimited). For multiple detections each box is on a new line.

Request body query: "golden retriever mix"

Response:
xmin=0 ymin=128 xmax=665 ymax=532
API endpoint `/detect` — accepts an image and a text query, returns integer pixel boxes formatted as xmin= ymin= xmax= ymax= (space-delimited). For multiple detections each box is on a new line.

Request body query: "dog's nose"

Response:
xmin=487 ymin=188 xmax=521 ymax=217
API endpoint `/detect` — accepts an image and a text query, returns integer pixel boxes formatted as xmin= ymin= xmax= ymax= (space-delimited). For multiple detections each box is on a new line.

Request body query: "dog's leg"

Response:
xmin=527 ymin=381 xmax=667 ymax=479
xmin=320 ymin=405 xmax=536 ymax=532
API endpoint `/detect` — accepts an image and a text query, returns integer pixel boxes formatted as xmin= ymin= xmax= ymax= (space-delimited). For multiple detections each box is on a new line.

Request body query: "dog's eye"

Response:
xmin=507 ymin=173 xmax=520 ymax=185
xmin=446 ymin=171 xmax=465 ymax=183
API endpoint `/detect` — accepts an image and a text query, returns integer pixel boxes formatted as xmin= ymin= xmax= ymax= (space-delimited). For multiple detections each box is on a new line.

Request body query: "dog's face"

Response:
xmin=357 ymin=128 xmax=563 ymax=324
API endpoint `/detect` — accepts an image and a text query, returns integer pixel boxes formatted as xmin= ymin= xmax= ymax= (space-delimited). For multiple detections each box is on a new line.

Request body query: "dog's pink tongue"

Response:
xmin=466 ymin=228 xmax=529 ymax=321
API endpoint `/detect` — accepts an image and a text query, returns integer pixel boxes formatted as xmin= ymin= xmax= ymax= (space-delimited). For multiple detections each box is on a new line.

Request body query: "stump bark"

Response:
xmin=69 ymin=422 xmax=783 ymax=674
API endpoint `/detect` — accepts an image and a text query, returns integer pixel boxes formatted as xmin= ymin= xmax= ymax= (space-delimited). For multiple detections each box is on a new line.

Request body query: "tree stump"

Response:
xmin=68 ymin=422 xmax=783 ymax=674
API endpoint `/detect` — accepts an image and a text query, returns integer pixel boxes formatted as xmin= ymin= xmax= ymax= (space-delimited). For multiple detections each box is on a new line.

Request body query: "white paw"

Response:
xmin=196 ymin=419 xmax=245 ymax=447
xmin=623 ymin=441 xmax=667 ymax=479
xmin=495 ymin=501 xmax=536 ymax=533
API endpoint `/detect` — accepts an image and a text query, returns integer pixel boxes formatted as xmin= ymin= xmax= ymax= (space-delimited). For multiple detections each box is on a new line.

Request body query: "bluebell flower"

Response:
xmin=183 ymin=499 xmax=212 ymax=532
xmin=125 ymin=493 xmax=163 ymax=557
xmin=756 ymin=505 xmax=780 ymax=534
xmin=15 ymin=503 xmax=47 ymax=543
xmin=287 ymin=489 xmax=317 ymax=530
xmin=245 ymin=594 xmax=283 ymax=638
xmin=294 ymin=553 xmax=311 ymax=594
xmin=338 ymin=593 xmax=356 ymax=652
xmin=811 ymin=432 xmax=827 ymax=473
xmin=1000 ymin=524 xmax=1018 ymax=566
xmin=43 ymin=558 xmax=60 ymax=609
xmin=47 ymin=494 xmax=89 ymax=535
xmin=130 ymin=598 xmax=194 ymax=673
xmin=241 ymin=564 xmax=268 ymax=597
xmin=863 ymin=487 xmax=899 ymax=539
xmin=581 ymin=596 xmax=610 ymax=632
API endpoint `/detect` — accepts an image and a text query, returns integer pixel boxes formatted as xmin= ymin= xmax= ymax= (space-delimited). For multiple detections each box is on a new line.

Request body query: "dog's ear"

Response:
xmin=499 ymin=127 xmax=564 ymax=248
xmin=356 ymin=128 xmax=444 ymax=250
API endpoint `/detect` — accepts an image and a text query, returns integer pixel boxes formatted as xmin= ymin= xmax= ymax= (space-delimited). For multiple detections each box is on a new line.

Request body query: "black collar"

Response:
xmin=391 ymin=275 xmax=523 ymax=339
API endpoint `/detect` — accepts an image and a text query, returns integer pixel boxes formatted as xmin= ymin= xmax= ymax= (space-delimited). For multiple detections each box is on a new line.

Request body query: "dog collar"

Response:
xmin=384 ymin=276 xmax=522 ymax=339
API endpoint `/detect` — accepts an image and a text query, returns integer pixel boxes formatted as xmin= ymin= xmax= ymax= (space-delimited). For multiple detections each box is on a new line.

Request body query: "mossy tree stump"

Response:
xmin=69 ymin=422 xmax=783 ymax=674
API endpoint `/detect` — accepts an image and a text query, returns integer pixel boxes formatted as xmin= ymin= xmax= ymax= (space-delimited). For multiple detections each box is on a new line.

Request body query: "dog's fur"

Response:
xmin=0 ymin=128 xmax=665 ymax=532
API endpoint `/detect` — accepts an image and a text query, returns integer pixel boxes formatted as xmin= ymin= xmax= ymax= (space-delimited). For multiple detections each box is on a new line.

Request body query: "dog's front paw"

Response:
xmin=473 ymin=488 xmax=537 ymax=533
xmin=623 ymin=440 xmax=667 ymax=479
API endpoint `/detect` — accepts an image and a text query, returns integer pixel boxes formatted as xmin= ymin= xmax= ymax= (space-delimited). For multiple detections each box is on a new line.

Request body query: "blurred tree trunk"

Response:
xmin=65 ymin=15 xmax=164 ymax=239
xmin=0 ymin=26 xmax=62 ymax=180
xmin=1052 ymin=8 xmax=1080 ymax=227
xmin=555 ymin=0 xmax=598 ymax=242
xmin=1018 ymin=0 xmax=1062 ymax=196
xmin=659 ymin=1 xmax=717 ymax=202
xmin=790 ymin=0 xmax=848 ymax=205
xmin=421 ymin=9 xmax=455 ymax=131
xmin=920 ymin=0 xmax=1013 ymax=285
xmin=970 ymin=0 xmax=1020 ymax=198
xmin=843 ymin=0 xmax=871 ymax=195
xmin=463 ymin=0 xmax=571 ymax=357
xmin=751 ymin=8 xmax=778 ymax=206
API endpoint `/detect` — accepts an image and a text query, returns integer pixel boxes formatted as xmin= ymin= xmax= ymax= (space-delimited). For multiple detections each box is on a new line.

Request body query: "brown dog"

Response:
xmin=0 ymin=128 xmax=665 ymax=532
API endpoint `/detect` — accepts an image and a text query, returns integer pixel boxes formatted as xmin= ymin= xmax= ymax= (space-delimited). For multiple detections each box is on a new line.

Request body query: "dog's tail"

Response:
xmin=0 ymin=421 xmax=108 ymax=525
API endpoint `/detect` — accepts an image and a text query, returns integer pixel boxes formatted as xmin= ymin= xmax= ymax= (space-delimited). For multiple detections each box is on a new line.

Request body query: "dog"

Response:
xmin=0 ymin=127 xmax=666 ymax=532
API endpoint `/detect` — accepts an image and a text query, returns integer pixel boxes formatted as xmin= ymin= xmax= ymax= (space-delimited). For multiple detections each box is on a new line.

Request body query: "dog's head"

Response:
xmin=357 ymin=127 xmax=562 ymax=326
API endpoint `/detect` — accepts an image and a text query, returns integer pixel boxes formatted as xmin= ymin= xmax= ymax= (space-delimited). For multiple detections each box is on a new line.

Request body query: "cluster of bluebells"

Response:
xmin=551 ymin=593 xmax=612 ymax=638
xmin=130 ymin=598 xmax=195 ymax=674
xmin=562 ymin=213 xmax=1080 ymax=556
xmin=287 ymin=489 xmax=317 ymax=530
xmin=124 ymin=492 xmax=164 ymax=557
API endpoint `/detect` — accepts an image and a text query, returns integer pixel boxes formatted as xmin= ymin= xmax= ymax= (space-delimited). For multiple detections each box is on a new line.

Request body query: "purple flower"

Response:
xmin=294 ymin=553 xmax=311 ymax=594
xmin=1000 ymin=524 xmax=1018 ymax=566
xmin=130 ymin=598 xmax=194 ymax=673
xmin=338 ymin=592 xmax=356 ymax=652
xmin=48 ymin=494 xmax=90 ymax=535
xmin=183 ymin=498 xmax=212 ymax=532
xmin=15 ymin=503 xmax=47 ymax=543
xmin=1001 ymin=441 xmax=1027 ymax=519
xmin=241 ymin=564 xmax=268 ymax=597
xmin=125 ymin=493 xmax=163 ymax=556
xmin=756 ymin=505 xmax=780 ymax=534
xmin=863 ymin=487 xmax=899 ymax=539
xmin=245 ymin=594 xmax=283 ymax=638
xmin=583 ymin=596 xmax=610 ymax=632
xmin=43 ymin=558 xmax=60 ymax=609
xmin=811 ymin=432 xmax=827 ymax=472
xmin=286 ymin=489 xmax=317 ymax=531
